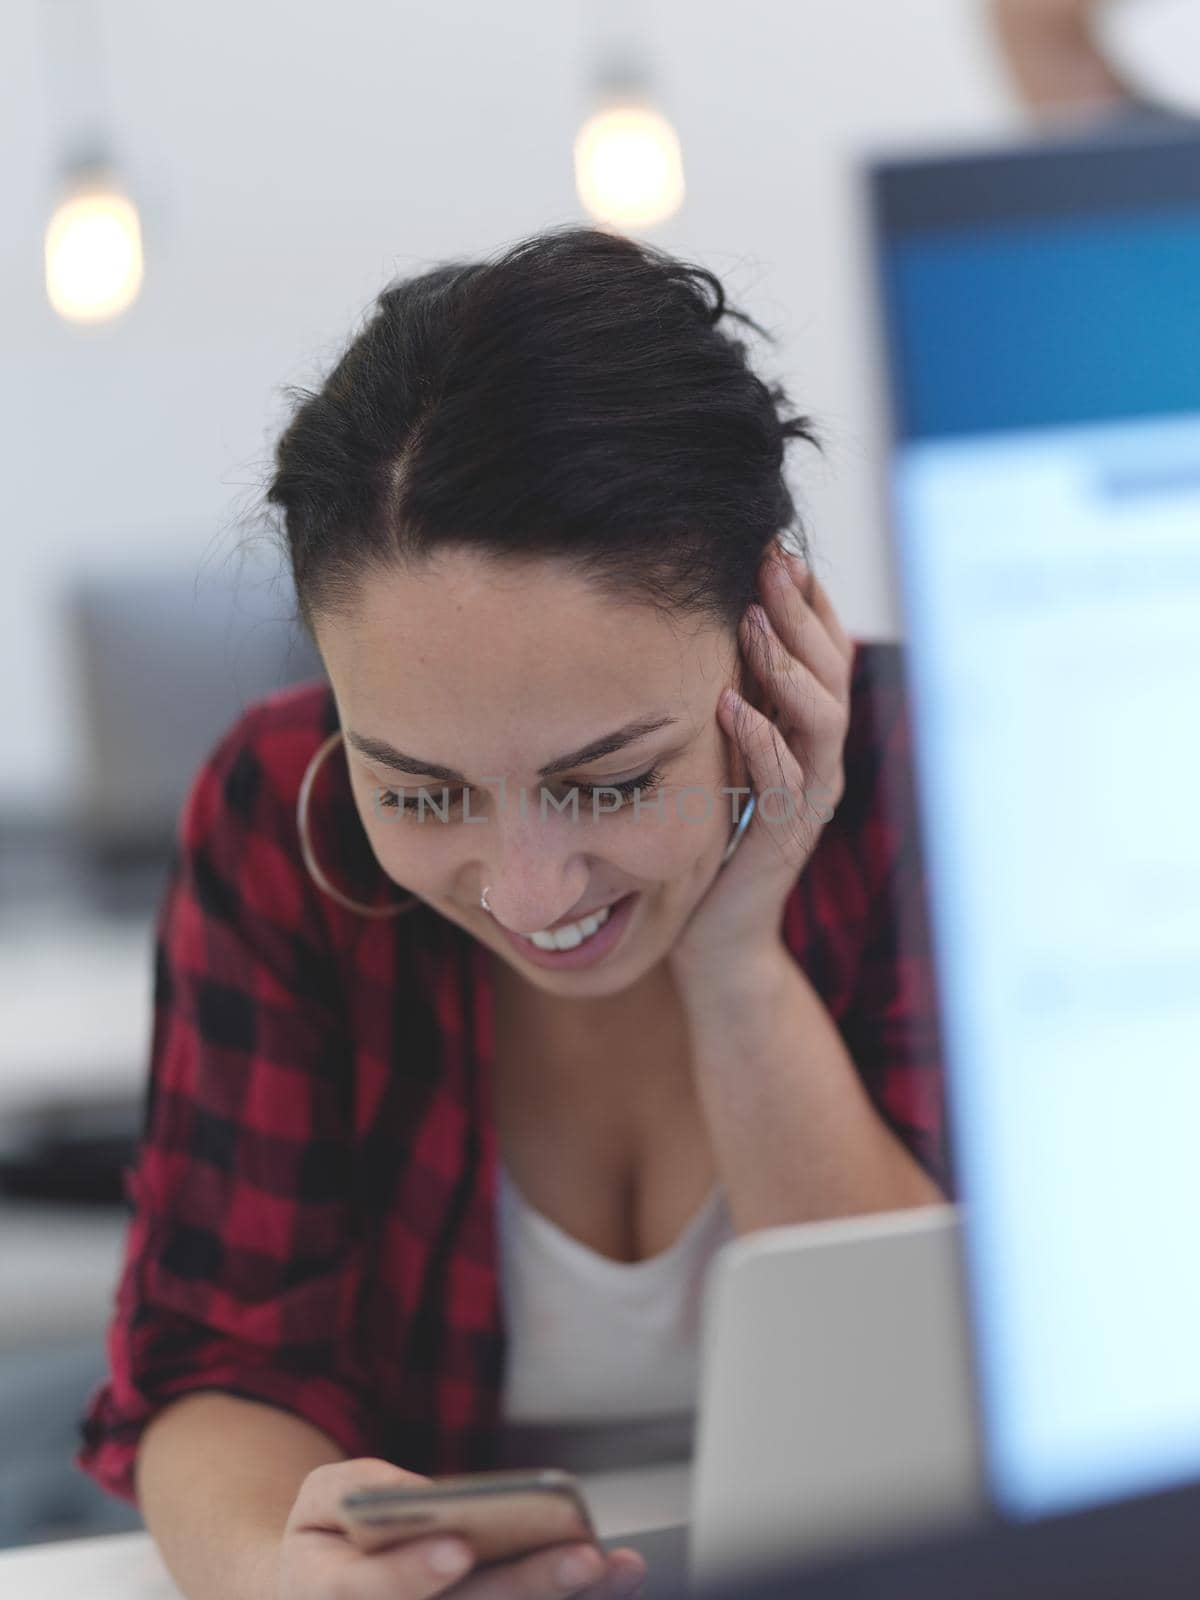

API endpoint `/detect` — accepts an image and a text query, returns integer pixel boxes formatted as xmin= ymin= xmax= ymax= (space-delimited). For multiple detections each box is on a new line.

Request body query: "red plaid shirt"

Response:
xmin=78 ymin=639 xmax=950 ymax=1505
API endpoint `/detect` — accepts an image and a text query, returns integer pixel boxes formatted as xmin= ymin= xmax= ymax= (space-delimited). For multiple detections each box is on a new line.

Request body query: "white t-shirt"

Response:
xmin=494 ymin=1159 xmax=737 ymax=1471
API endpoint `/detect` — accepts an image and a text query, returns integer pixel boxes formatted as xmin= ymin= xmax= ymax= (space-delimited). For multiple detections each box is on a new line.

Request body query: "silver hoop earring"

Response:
xmin=297 ymin=729 xmax=423 ymax=919
xmin=480 ymin=886 xmax=493 ymax=914
xmin=719 ymin=790 xmax=757 ymax=869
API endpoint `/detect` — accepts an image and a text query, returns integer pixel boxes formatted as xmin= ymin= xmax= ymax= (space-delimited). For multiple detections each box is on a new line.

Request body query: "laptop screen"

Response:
xmin=869 ymin=118 xmax=1200 ymax=1523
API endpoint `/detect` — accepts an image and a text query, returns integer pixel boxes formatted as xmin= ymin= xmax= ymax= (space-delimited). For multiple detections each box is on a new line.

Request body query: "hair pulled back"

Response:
xmin=264 ymin=225 xmax=821 ymax=648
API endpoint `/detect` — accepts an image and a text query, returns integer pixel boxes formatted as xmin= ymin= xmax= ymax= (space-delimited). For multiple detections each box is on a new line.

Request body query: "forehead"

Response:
xmin=315 ymin=549 xmax=727 ymax=763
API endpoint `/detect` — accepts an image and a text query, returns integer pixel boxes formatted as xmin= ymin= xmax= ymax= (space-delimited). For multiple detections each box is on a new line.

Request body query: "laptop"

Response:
xmin=598 ymin=1206 xmax=977 ymax=1595
xmin=609 ymin=111 xmax=1200 ymax=1596
xmin=686 ymin=1205 xmax=980 ymax=1586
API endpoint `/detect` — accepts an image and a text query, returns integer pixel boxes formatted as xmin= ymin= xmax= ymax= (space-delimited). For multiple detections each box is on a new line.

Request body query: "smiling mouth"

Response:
xmin=479 ymin=895 xmax=630 ymax=935
xmin=536 ymin=895 xmax=627 ymax=933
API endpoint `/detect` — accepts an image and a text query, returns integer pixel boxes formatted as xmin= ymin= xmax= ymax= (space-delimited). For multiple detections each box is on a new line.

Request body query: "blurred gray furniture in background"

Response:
xmin=62 ymin=546 xmax=324 ymax=894
xmin=0 ymin=548 xmax=324 ymax=1549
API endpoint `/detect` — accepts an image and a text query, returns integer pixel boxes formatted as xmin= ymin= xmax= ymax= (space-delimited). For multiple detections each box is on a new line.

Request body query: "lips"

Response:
xmin=493 ymin=890 xmax=641 ymax=971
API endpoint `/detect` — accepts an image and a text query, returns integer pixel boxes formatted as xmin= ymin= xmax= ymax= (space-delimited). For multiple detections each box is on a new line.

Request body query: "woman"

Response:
xmin=79 ymin=226 xmax=948 ymax=1600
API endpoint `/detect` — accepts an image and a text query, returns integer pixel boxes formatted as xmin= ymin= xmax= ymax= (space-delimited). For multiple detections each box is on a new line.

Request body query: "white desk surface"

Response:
xmin=0 ymin=1462 xmax=692 ymax=1598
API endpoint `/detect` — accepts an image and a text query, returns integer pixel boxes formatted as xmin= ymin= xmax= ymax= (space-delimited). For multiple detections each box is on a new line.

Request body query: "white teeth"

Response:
xmin=525 ymin=903 xmax=613 ymax=952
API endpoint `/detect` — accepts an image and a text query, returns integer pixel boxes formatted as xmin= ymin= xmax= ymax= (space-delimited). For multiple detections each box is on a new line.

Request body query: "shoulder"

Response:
xmin=155 ymin=679 xmax=352 ymax=1004
xmin=174 ymin=676 xmax=451 ymax=966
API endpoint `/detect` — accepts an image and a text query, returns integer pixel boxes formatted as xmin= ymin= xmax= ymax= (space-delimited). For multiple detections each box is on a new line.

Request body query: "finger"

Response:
xmin=760 ymin=546 xmax=852 ymax=691
xmin=741 ymin=606 xmax=845 ymax=745
xmin=590 ymin=1546 xmax=649 ymax=1597
xmin=318 ymin=1532 xmax=477 ymax=1600
xmin=453 ymin=1538 xmax=608 ymax=1599
xmin=757 ymin=564 xmax=850 ymax=703
xmin=736 ymin=623 xmax=849 ymax=837
xmin=731 ymin=633 xmax=848 ymax=826
xmin=801 ymin=569 xmax=857 ymax=671
xmin=718 ymin=690 xmax=814 ymax=866
xmin=282 ymin=1528 xmax=473 ymax=1600
xmin=291 ymin=1456 xmax=432 ymax=1533
xmin=567 ymin=1544 xmax=649 ymax=1600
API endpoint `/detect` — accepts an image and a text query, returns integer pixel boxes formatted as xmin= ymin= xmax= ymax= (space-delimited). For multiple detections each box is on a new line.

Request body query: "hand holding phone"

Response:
xmin=275 ymin=1457 xmax=648 ymax=1600
xmin=338 ymin=1466 xmax=596 ymax=1564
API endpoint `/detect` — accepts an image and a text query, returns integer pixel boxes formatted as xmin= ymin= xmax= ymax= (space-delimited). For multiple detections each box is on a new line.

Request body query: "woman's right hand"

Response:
xmin=275 ymin=1459 xmax=648 ymax=1600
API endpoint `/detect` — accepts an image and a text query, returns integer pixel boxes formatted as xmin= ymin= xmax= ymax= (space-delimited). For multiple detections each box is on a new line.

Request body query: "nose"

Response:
xmin=473 ymin=803 xmax=592 ymax=936
xmin=482 ymin=871 xmax=593 ymax=937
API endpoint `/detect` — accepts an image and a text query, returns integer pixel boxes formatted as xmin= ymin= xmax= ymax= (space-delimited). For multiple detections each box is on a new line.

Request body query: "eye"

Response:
xmin=374 ymin=784 xmax=467 ymax=818
xmin=373 ymin=767 xmax=665 ymax=821
xmin=574 ymin=766 xmax=665 ymax=805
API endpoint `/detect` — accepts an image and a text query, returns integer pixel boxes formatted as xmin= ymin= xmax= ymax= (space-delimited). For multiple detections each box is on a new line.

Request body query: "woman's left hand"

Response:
xmin=668 ymin=540 xmax=857 ymax=988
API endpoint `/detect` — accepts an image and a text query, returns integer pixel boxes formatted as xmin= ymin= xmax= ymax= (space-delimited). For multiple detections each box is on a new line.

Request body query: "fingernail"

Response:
xmin=428 ymin=1538 xmax=472 ymax=1576
xmin=608 ymin=1564 xmax=647 ymax=1596
xmin=556 ymin=1548 xmax=604 ymax=1588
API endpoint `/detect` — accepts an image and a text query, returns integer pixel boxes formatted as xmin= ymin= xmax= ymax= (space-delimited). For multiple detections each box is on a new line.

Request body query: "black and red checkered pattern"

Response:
xmin=77 ymin=640 xmax=950 ymax=1504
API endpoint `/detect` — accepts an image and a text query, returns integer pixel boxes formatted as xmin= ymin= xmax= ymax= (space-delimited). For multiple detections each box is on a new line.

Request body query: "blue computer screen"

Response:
xmin=891 ymin=209 xmax=1200 ymax=438
xmin=875 ymin=137 xmax=1200 ymax=1522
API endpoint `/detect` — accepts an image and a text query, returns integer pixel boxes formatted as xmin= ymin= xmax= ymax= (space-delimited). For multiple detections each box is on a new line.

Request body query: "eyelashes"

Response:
xmin=375 ymin=765 xmax=666 ymax=820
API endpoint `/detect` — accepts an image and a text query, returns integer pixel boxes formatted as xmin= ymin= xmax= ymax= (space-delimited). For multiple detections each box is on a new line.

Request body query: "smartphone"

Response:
xmin=338 ymin=1468 xmax=597 ymax=1565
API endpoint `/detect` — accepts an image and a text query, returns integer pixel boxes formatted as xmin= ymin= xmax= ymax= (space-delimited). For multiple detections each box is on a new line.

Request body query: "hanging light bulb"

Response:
xmin=574 ymin=56 xmax=685 ymax=231
xmin=45 ymin=160 xmax=144 ymax=324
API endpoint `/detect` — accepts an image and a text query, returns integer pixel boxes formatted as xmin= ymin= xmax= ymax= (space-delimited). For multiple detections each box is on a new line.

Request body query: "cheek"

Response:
xmin=619 ymin=772 xmax=741 ymax=876
xmin=715 ymin=710 xmax=750 ymax=793
xmin=361 ymin=805 xmax=464 ymax=880
xmin=351 ymin=779 xmax=438 ymax=877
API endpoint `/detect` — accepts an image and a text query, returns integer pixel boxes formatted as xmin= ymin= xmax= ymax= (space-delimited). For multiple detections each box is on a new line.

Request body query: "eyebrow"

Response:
xmin=344 ymin=716 xmax=679 ymax=783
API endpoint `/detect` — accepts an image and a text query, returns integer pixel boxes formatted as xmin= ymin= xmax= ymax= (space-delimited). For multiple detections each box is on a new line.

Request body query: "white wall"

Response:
xmin=1 ymin=0 xmax=1027 ymax=806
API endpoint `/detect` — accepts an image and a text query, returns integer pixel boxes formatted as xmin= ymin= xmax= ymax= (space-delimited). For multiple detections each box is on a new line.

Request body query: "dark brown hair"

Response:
xmin=260 ymin=224 xmax=821 ymax=673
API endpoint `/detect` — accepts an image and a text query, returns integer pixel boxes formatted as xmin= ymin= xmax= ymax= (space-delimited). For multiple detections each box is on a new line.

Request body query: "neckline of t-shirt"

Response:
xmin=496 ymin=1159 xmax=730 ymax=1278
